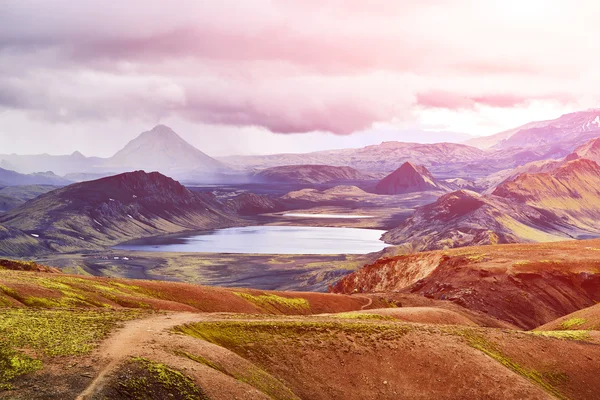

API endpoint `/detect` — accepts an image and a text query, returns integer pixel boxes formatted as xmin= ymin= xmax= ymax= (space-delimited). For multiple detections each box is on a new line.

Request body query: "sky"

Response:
xmin=0 ymin=0 xmax=598 ymax=157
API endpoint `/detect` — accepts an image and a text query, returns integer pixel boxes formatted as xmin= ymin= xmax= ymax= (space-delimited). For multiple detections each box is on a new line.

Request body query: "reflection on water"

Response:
xmin=114 ymin=226 xmax=388 ymax=255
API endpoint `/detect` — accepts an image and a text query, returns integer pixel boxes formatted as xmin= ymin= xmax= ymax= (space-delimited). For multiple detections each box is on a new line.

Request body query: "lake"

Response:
xmin=114 ymin=226 xmax=388 ymax=255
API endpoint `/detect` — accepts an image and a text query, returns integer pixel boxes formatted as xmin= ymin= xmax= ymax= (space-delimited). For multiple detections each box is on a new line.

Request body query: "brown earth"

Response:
xmin=331 ymin=239 xmax=600 ymax=329
xmin=2 ymin=262 xmax=600 ymax=399
xmin=73 ymin=312 xmax=600 ymax=400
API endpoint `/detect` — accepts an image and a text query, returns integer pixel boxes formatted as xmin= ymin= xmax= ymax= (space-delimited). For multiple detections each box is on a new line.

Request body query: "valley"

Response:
xmin=4 ymin=110 xmax=600 ymax=398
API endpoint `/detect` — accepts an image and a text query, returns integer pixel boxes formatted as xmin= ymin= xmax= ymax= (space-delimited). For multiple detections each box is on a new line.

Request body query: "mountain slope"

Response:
xmin=105 ymin=125 xmax=226 ymax=174
xmin=0 ymin=171 xmax=241 ymax=255
xmin=468 ymin=109 xmax=600 ymax=152
xmin=464 ymin=119 xmax=553 ymax=149
xmin=566 ymin=137 xmax=600 ymax=163
xmin=384 ymin=159 xmax=600 ymax=250
xmin=0 ymin=185 xmax=58 ymax=213
xmin=492 ymin=159 xmax=600 ymax=231
xmin=375 ymin=162 xmax=450 ymax=194
xmin=382 ymin=189 xmax=567 ymax=249
xmin=331 ymin=239 xmax=600 ymax=330
xmin=255 ymin=164 xmax=369 ymax=184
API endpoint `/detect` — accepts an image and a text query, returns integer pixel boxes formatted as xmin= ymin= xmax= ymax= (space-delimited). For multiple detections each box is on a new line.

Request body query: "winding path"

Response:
xmin=76 ymin=312 xmax=208 ymax=400
xmin=356 ymin=295 xmax=373 ymax=310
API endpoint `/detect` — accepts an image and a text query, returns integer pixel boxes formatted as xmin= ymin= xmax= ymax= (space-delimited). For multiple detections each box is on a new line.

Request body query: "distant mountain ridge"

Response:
xmin=222 ymin=142 xmax=487 ymax=177
xmin=255 ymin=164 xmax=370 ymax=184
xmin=466 ymin=109 xmax=600 ymax=151
xmin=0 ymin=168 xmax=71 ymax=187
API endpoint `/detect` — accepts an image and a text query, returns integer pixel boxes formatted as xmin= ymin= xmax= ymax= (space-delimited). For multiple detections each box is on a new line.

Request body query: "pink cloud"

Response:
xmin=0 ymin=0 xmax=598 ymax=137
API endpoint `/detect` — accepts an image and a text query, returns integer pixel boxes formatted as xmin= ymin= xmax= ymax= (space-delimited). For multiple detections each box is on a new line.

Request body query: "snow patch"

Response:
xmin=127 ymin=214 xmax=133 ymax=219
xmin=113 ymin=257 xmax=119 ymax=260
xmin=30 ymin=233 xmax=39 ymax=238
xmin=93 ymin=219 xmax=103 ymax=226
xmin=109 ymin=198 xmax=115 ymax=202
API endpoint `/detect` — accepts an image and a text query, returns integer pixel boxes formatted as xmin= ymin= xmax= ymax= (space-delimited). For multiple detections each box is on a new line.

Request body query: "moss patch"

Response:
xmin=178 ymin=350 xmax=299 ymax=400
xmin=457 ymin=329 xmax=567 ymax=400
xmin=560 ymin=317 xmax=586 ymax=330
xmin=530 ymin=330 xmax=592 ymax=342
xmin=331 ymin=312 xmax=393 ymax=320
xmin=0 ymin=308 xmax=143 ymax=388
xmin=235 ymin=292 xmax=310 ymax=314
xmin=108 ymin=357 xmax=207 ymax=400
xmin=176 ymin=320 xmax=415 ymax=354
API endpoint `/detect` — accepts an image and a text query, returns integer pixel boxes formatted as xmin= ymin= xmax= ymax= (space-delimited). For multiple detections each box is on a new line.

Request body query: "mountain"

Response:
xmin=0 ymin=126 xmax=227 ymax=178
xmin=0 ymin=171 xmax=241 ymax=255
xmin=222 ymin=142 xmax=487 ymax=177
xmin=492 ymin=158 xmax=600 ymax=231
xmin=0 ymin=151 xmax=102 ymax=176
xmin=255 ymin=164 xmax=369 ymax=184
xmin=374 ymin=162 xmax=450 ymax=194
xmin=381 ymin=189 xmax=565 ymax=250
xmin=0 ymin=167 xmax=71 ymax=186
xmin=383 ymin=159 xmax=600 ymax=251
xmin=104 ymin=125 xmax=226 ymax=176
xmin=467 ymin=109 xmax=600 ymax=152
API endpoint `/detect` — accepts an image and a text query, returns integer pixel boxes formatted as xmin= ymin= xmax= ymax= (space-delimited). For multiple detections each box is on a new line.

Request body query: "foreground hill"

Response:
xmin=331 ymin=239 xmax=600 ymax=330
xmin=536 ymin=302 xmax=600 ymax=332
xmin=0 ymin=171 xmax=241 ymax=255
xmin=375 ymin=162 xmax=450 ymax=194
xmin=384 ymin=159 xmax=600 ymax=250
xmin=254 ymin=164 xmax=369 ymax=184
xmin=2 ymin=259 xmax=600 ymax=400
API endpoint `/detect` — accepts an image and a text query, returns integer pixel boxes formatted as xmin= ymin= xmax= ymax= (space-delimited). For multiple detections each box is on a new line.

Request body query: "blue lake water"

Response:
xmin=114 ymin=225 xmax=388 ymax=255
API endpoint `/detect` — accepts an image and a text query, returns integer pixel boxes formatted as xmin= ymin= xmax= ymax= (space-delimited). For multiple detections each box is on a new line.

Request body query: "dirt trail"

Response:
xmin=76 ymin=312 xmax=209 ymax=400
xmin=356 ymin=294 xmax=373 ymax=310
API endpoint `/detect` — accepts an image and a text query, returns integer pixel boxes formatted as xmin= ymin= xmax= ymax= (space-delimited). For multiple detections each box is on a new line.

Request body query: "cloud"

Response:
xmin=0 ymin=0 xmax=598 ymax=142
